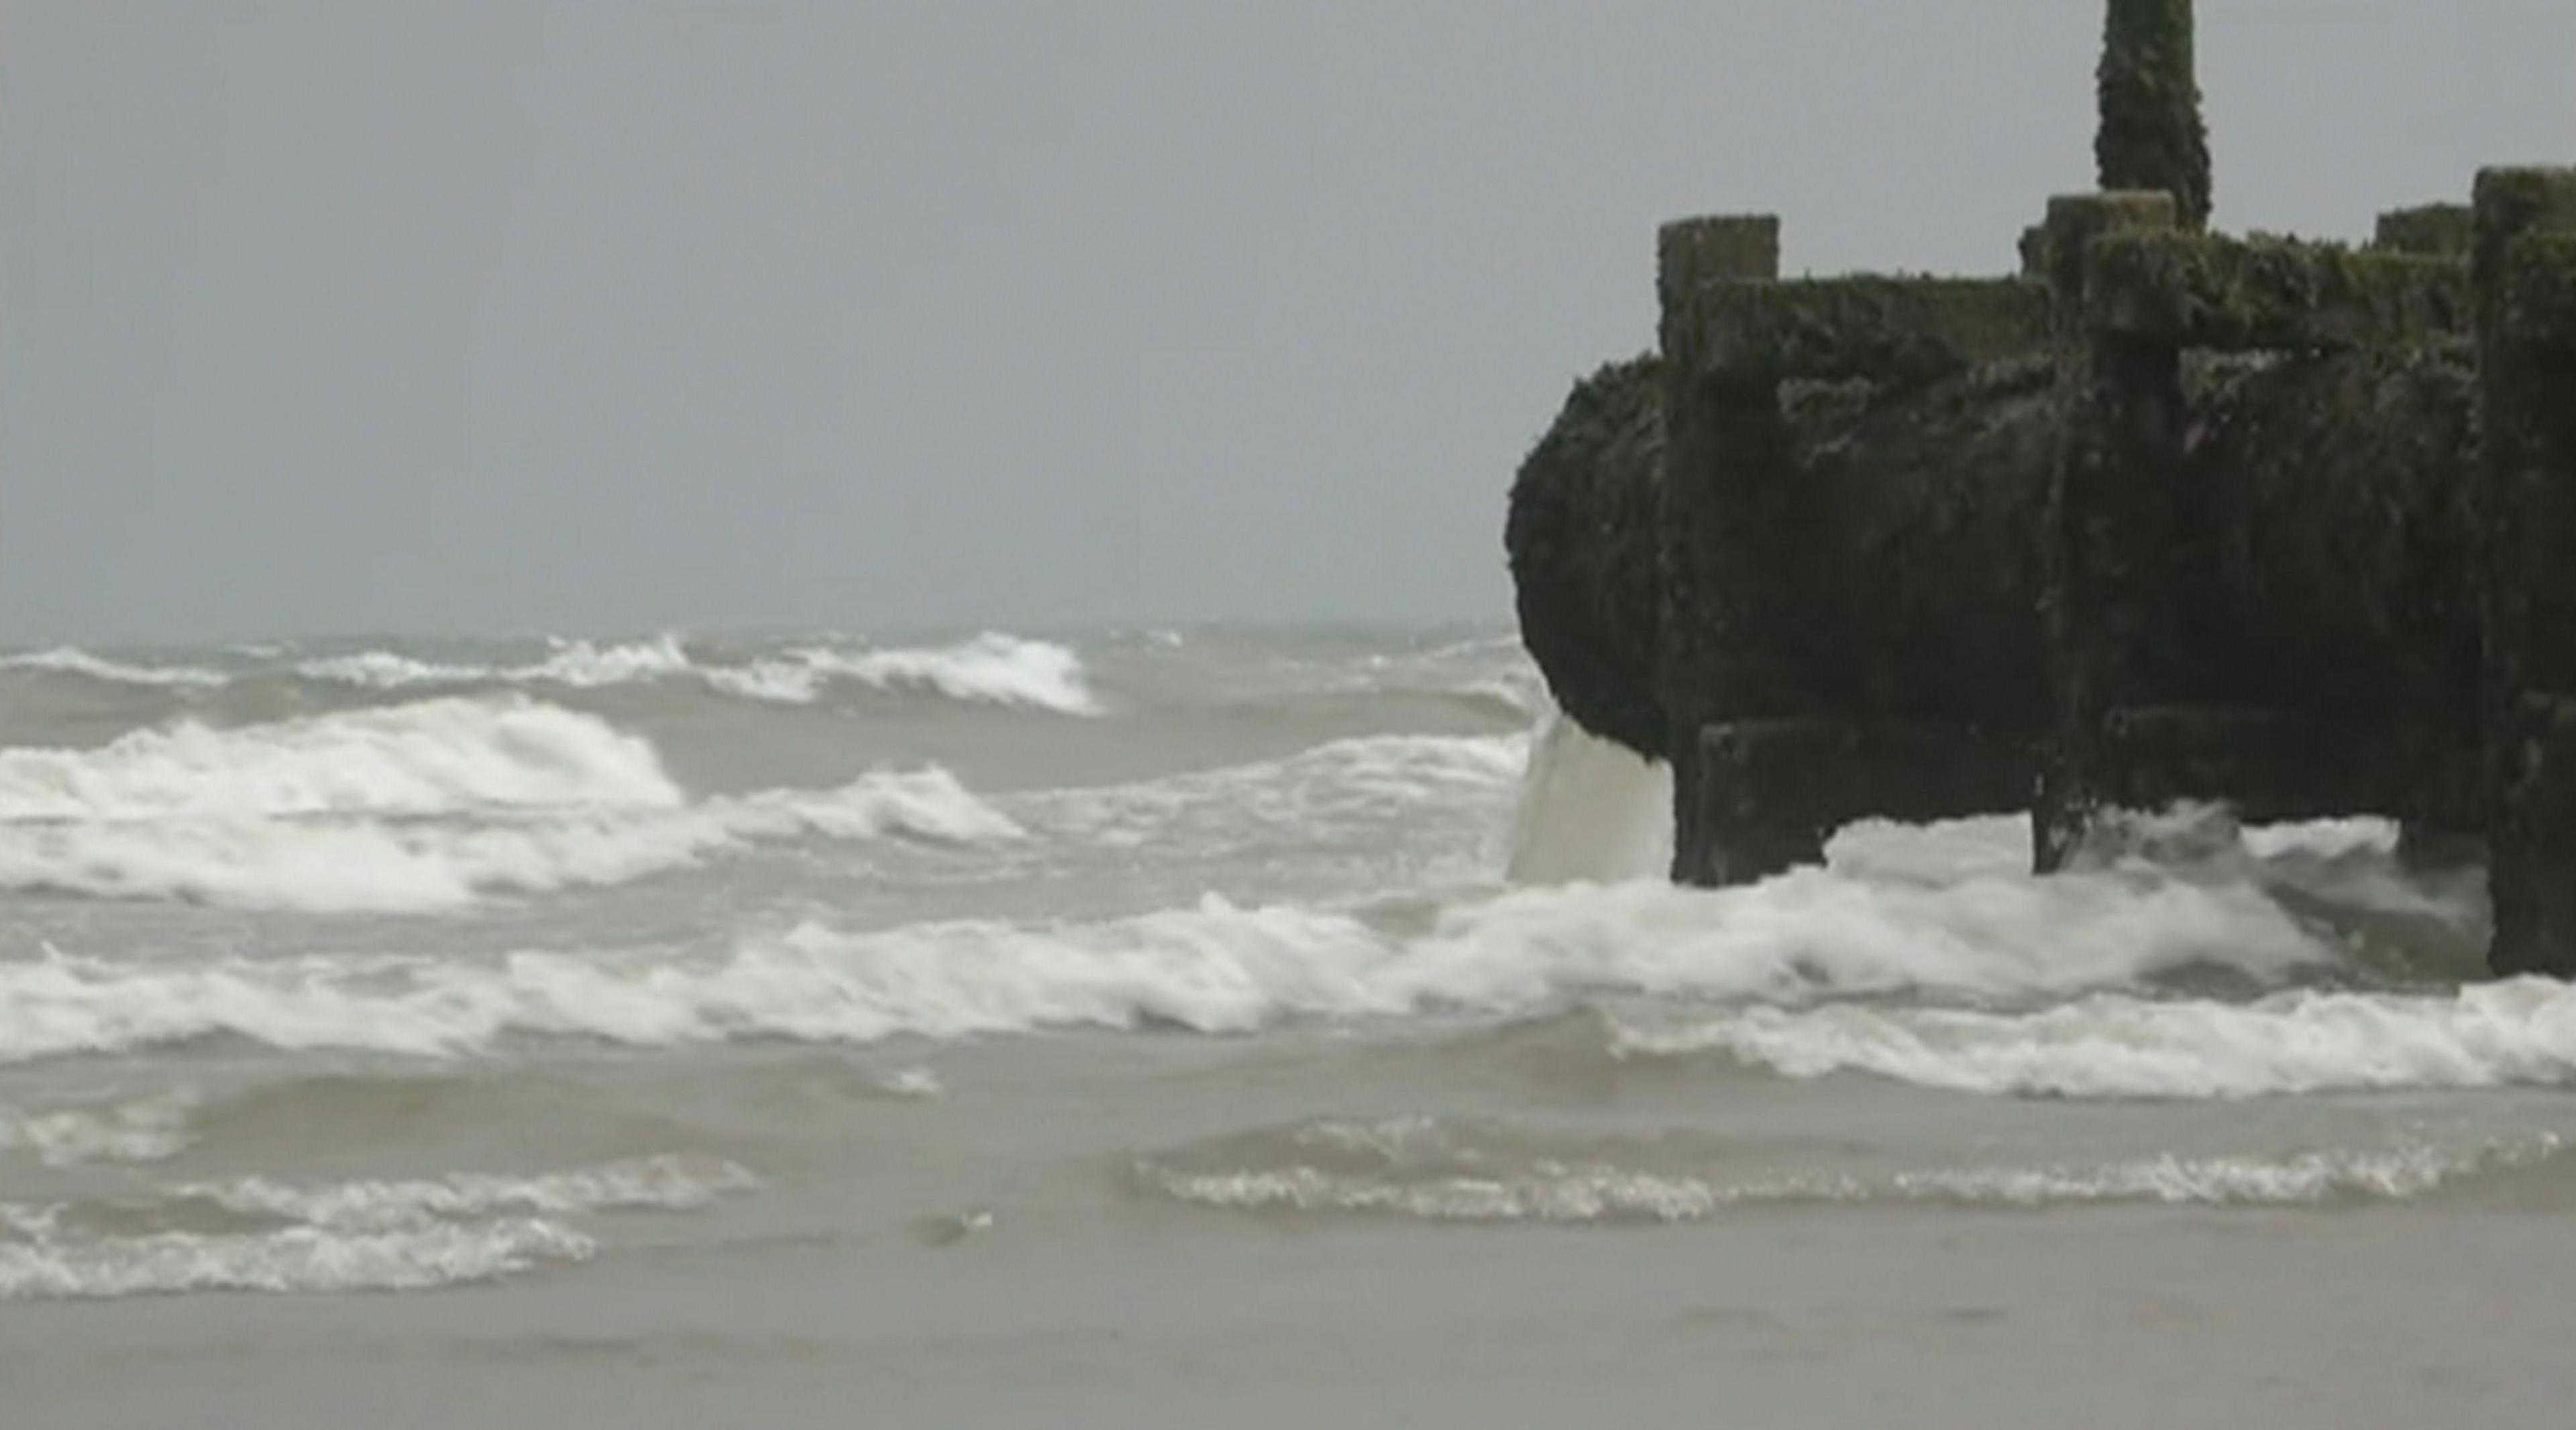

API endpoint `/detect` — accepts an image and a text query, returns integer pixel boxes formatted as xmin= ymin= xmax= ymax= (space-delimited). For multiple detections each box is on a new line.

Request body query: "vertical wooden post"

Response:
xmin=2475 ymin=168 xmax=2576 ymax=975
xmin=2098 ymin=0 xmax=2212 ymax=229
xmin=2034 ymin=191 xmax=2184 ymax=871
xmin=1655 ymin=216 xmax=1833 ymax=885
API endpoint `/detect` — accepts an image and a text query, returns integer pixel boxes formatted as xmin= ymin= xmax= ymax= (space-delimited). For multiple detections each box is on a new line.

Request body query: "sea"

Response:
xmin=4 ymin=624 xmax=2576 ymax=1427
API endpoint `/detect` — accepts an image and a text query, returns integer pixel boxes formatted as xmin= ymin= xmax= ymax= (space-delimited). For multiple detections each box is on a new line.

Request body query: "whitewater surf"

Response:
xmin=5 ymin=623 xmax=2573 ymax=1427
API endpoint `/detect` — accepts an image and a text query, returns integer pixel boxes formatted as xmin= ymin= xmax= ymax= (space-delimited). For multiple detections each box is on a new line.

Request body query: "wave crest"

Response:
xmin=1130 ymin=1115 xmax=2560 ymax=1223
xmin=0 ymin=765 xmax=1018 ymax=914
xmin=0 ymin=1153 xmax=751 ymax=1300
xmin=1615 ymin=977 xmax=2576 ymax=1099
xmin=0 ymin=697 xmax=679 ymax=822
xmin=0 ymin=647 xmax=227 ymax=688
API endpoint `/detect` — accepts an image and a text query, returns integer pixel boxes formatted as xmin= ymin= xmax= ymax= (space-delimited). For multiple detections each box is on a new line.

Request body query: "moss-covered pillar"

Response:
xmin=1655 ymin=215 xmax=1830 ymax=885
xmin=2375 ymin=203 xmax=2475 ymax=259
xmin=2098 ymin=0 xmax=2212 ymax=230
xmin=2474 ymin=168 xmax=2576 ymax=976
xmin=1658 ymin=215 xmax=1780 ymax=319
xmin=2035 ymin=191 xmax=2185 ymax=872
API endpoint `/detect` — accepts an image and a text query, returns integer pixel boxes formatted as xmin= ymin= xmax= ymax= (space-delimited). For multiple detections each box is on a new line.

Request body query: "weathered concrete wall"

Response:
xmin=1504 ymin=355 xmax=1667 ymax=759
xmin=1504 ymin=313 xmax=2487 ymax=808
xmin=1503 ymin=0 xmax=2575 ymax=977
xmin=2475 ymin=168 xmax=2576 ymax=975
xmin=2376 ymin=203 xmax=2475 ymax=258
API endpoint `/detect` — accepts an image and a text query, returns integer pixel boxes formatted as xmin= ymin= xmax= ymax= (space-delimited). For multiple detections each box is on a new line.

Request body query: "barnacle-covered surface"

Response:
xmin=1505 ymin=357 xmax=1668 ymax=759
xmin=2096 ymin=0 xmax=2210 ymax=228
xmin=1502 ymin=0 xmax=2576 ymax=973
xmin=2087 ymin=231 xmax=2471 ymax=351
xmin=2375 ymin=203 xmax=2475 ymax=258
xmin=1669 ymin=277 xmax=2051 ymax=387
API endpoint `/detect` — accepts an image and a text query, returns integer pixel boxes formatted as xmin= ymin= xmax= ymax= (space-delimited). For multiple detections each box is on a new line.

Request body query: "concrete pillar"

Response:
xmin=1658 ymin=215 xmax=1780 ymax=313
xmin=2375 ymin=203 xmax=2475 ymax=258
xmin=2475 ymin=168 xmax=2576 ymax=976
xmin=2097 ymin=0 xmax=2212 ymax=229
xmin=1654 ymin=215 xmax=1831 ymax=885
xmin=2034 ymin=191 xmax=2185 ymax=872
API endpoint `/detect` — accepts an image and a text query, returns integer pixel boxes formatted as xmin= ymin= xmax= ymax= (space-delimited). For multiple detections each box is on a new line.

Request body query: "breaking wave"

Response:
xmin=3 ymin=632 xmax=1104 ymax=714
xmin=0 ymin=698 xmax=680 ymax=821
xmin=0 ymin=1153 xmax=752 ymax=1300
xmin=0 ymin=767 xmax=1017 ymax=914
xmin=1130 ymin=1115 xmax=2563 ymax=1223
xmin=0 ymin=647 xmax=227 ymax=688
xmin=0 ymin=855 xmax=2367 ymax=1060
xmin=1614 ymin=977 xmax=2576 ymax=1099
xmin=0 ymin=698 xmax=1017 ymax=912
xmin=0 ymin=1091 xmax=197 ymax=1167
xmin=294 ymin=635 xmax=696 ymax=692
xmin=1022 ymin=731 xmax=1527 ymax=857
xmin=704 ymin=633 xmax=1099 ymax=713
xmin=300 ymin=632 xmax=1100 ymax=713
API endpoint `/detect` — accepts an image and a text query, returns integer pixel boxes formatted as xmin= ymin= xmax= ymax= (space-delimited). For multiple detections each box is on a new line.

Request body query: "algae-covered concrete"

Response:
xmin=2097 ymin=0 xmax=2211 ymax=229
xmin=1502 ymin=1 xmax=2574 ymax=977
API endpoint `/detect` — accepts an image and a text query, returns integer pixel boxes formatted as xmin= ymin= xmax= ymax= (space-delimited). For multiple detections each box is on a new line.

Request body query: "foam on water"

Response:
xmin=0 ymin=848 xmax=2357 ymax=1059
xmin=707 ymin=632 xmax=1099 ymax=713
xmin=0 ymin=697 xmax=680 ymax=821
xmin=168 ymin=1154 xmax=760 ymax=1231
xmin=1132 ymin=1115 xmax=2563 ymax=1223
xmin=0 ymin=1091 xmax=196 ymax=1166
xmin=289 ymin=632 xmax=1102 ymax=714
xmin=7 ymin=630 xmax=1105 ymax=715
xmin=1021 ymin=730 xmax=1527 ymax=857
xmin=291 ymin=636 xmax=696 ymax=692
xmin=0 ymin=647 xmax=228 ymax=688
xmin=0 ymin=1153 xmax=753 ymax=1300
xmin=1617 ymin=977 xmax=2576 ymax=1099
xmin=0 ymin=697 xmax=1018 ymax=912
xmin=0 ymin=1219 xmax=596 ymax=1300
xmin=0 ymin=765 xmax=1019 ymax=914
xmin=1503 ymin=714 xmax=1672 ymax=885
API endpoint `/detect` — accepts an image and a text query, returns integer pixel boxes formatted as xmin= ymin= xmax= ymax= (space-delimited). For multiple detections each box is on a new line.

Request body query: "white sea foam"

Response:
xmin=0 ymin=694 xmax=1019 ymax=911
xmin=294 ymin=636 xmax=693 ymax=691
xmin=709 ymin=632 xmax=1099 ymax=714
xmin=1617 ymin=977 xmax=2576 ymax=1098
xmin=0 ymin=1154 xmax=753 ymax=1300
xmin=294 ymin=631 xmax=1102 ymax=714
xmin=290 ymin=650 xmax=486 ymax=688
xmin=171 ymin=1154 xmax=759 ymax=1231
xmin=0 ymin=1091 xmax=196 ymax=1166
xmin=1505 ymin=714 xmax=1672 ymax=885
xmin=1022 ymin=731 xmax=1527 ymax=855
xmin=0 ymin=698 xmax=680 ymax=821
xmin=0 ymin=766 xmax=1019 ymax=914
xmin=1139 ymin=1138 xmax=2548 ymax=1222
xmin=0 ymin=851 xmax=2356 ymax=1059
xmin=0 ymin=647 xmax=228 ymax=689
xmin=522 ymin=635 xmax=696 ymax=688
xmin=0 ymin=1219 xmax=596 ymax=1299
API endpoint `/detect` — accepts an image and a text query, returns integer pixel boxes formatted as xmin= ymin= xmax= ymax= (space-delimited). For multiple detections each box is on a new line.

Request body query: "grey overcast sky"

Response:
xmin=3 ymin=2 xmax=2569 ymax=643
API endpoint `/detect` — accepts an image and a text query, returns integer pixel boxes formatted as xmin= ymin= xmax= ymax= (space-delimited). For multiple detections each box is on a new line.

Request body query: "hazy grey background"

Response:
xmin=4 ymin=1 xmax=2569 ymax=643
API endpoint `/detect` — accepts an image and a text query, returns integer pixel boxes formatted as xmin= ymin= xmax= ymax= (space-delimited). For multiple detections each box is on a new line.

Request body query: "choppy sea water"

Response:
xmin=6 ymin=625 xmax=2576 ymax=1427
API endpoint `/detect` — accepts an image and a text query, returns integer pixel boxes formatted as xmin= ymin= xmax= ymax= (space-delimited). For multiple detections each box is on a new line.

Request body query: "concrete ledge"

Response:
xmin=1691 ymin=718 xmax=2033 ymax=834
xmin=1658 ymin=215 xmax=1781 ymax=294
xmin=2375 ymin=204 xmax=2473 ymax=258
xmin=1672 ymin=276 xmax=2052 ymax=386
xmin=2501 ymin=230 xmax=2576 ymax=350
xmin=2094 ymin=703 xmax=2419 ymax=818
xmin=2474 ymin=168 xmax=2576 ymax=282
xmin=2086 ymin=231 xmax=2470 ymax=350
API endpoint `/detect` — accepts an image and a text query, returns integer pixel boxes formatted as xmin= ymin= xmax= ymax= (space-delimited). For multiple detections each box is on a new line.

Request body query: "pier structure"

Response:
xmin=1505 ymin=0 xmax=2576 ymax=973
